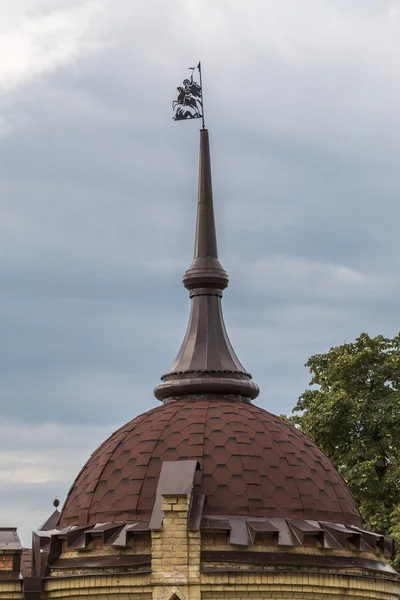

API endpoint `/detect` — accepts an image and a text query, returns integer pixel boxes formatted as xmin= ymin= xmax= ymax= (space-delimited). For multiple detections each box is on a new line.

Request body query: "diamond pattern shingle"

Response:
xmin=59 ymin=399 xmax=361 ymax=528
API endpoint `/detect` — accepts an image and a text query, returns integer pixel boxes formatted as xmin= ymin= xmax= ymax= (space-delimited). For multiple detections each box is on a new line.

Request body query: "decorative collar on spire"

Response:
xmin=154 ymin=129 xmax=259 ymax=402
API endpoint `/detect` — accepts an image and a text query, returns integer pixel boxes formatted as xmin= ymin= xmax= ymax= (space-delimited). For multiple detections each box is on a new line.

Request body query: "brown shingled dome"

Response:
xmin=59 ymin=399 xmax=361 ymax=528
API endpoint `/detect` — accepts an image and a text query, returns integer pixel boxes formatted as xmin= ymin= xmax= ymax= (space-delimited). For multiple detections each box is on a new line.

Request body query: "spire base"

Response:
xmin=154 ymin=375 xmax=259 ymax=402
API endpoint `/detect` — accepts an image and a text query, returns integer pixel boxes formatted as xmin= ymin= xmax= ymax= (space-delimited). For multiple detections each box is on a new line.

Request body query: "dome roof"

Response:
xmin=59 ymin=398 xmax=361 ymax=528
xmin=59 ymin=130 xmax=362 ymax=534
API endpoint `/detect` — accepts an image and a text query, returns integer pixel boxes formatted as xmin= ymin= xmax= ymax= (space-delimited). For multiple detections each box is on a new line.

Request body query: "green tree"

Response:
xmin=290 ymin=333 xmax=400 ymax=568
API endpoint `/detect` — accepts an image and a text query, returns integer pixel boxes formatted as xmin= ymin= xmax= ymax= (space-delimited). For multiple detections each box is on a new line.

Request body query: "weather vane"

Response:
xmin=172 ymin=62 xmax=205 ymax=128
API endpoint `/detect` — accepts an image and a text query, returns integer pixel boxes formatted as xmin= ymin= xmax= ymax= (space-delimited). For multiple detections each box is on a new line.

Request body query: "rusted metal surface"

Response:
xmin=58 ymin=399 xmax=362 ymax=528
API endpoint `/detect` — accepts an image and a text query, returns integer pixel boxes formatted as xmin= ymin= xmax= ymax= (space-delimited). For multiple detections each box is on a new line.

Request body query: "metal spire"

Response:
xmin=154 ymin=129 xmax=259 ymax=402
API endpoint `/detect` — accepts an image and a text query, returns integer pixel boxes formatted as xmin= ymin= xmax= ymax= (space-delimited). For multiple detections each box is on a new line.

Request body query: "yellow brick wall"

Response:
xmin=0 ymin=580 xmax=23 ymax=600
xmin=0 ymin=556 xmax=13 ymax=572
xmin=45 ymin=572 xmax=152 ymax=600
xmin=151 ymin=494 xmax=201 ymax=600
xmin=0 ymin=552 xmax=22 ymax=600
xmin=37 ymin=490 xmax=400 ymax=600
xmin=200 ymin=571 xmax=400 ymax=600
xmin=148 ymin=493 xmax=399 ymax=600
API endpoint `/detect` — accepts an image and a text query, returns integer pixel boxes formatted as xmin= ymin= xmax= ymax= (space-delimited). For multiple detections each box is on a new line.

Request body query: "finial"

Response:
xmin=53 ymin=498 xmax=60 ymax=509
xmin=172 ymin=62 xmax=204 ymax=125
xmin=154 ymin=128 xmax=259 ymax=402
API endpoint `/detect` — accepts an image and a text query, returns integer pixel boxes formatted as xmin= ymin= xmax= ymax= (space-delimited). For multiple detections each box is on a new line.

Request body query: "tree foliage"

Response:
xmin=289 ymin=333 xmax=400 ymax=568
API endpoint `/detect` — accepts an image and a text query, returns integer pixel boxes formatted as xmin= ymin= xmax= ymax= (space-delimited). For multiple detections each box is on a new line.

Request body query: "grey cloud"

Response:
xmin=0 ymin=420 xmax=113 ymax=545
xmin=1 ymin=0 xmax=400 ymax=544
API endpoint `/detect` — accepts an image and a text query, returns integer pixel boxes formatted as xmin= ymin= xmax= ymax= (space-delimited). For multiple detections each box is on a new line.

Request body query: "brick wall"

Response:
xmin=35 ymin=487 xmax=400 ymax=600
xmin=151 ymin=495 xmax=200 ymax=600
xmin=0 ymin=556 xmax=13 ymax=572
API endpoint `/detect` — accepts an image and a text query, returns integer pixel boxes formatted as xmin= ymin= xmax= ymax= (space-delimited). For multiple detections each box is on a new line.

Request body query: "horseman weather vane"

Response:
xmin=172 ymin=62 xmax=205 ymax=128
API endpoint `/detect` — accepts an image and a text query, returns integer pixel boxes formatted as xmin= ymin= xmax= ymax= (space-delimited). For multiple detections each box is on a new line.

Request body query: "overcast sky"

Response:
xmin=1 ymin=0 xmax=400 ymax=545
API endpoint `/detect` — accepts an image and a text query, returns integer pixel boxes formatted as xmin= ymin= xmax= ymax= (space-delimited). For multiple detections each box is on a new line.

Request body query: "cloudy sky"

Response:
xmin=1 ymin=0 xmax=400 ymax=545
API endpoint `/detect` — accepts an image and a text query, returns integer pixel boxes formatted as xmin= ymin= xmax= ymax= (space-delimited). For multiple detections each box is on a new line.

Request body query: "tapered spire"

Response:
xmin=154 ymin=129 xmax=259 ymax=402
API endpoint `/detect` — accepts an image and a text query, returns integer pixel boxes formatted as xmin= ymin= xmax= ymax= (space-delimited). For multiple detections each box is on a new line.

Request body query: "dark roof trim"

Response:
xmin=188 ymin=494 xmax=206 ymax=531
xmin=38 ymin=510 xmax=60 ymax=532
xmin=149 ymin=461 xmax=199 ymax=530
xmin=51 ymin=555 xmax=151 ymax=569
xmin=201 ymin=551 xmax=398 ymax=575
xmin=200 ymin=516 xmax=396 ymax=557
xmin=36 ymin=516 xmax=396 ymax=559
xmin=0 ymin=572 xmax=21 ymax=581
xmin=156 ymin=460 xmax=198 ymax=496
xmin=0 ymin=527 xmax=22 ymax=551
xmin=23 ymin=576 xmax=42 ymax=600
